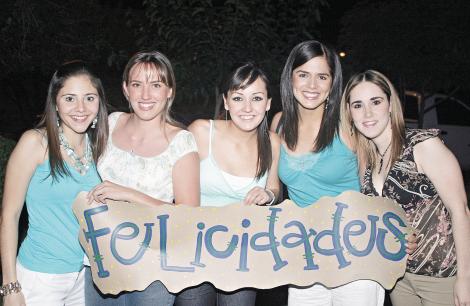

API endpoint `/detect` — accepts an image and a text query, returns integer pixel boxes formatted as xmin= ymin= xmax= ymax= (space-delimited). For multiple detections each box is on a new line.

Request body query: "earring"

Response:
xmin=325 ymin=96 xmax=329 ymax=110
xmin=350 ymin=121 xmax=354 ymax=136
xmin=91 ymin=117 xmax=97 ymax=129
xmin=225 ymin=110 xmax=228 ymax=121
xmin=57 ymin=117 xmax=60 ymax=127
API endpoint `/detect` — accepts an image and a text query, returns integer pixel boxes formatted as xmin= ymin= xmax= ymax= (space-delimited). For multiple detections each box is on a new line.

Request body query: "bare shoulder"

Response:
xmin=414 ymin=136 xmax=449 ymax=156
xmin=11 ymin=129 xmax=47 ymax=164
xmin=188 ymin=119 xmax=210 ymax=135
xmin=414 ymin=136 xmax=457 ymax=171
xmin=270 ymin=112 xmax=283 ymax=132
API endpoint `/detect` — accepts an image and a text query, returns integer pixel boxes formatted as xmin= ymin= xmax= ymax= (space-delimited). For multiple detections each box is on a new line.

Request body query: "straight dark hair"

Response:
xmin=222 ymin=62 xmax=272 ymax=180
xmin=37 ymin=60 xmax=109 ymax=181
xmin=279 ymin=40 xmax=343 ymax=152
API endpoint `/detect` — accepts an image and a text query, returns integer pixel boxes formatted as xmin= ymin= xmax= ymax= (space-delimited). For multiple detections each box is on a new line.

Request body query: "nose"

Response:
xmin=308 ymin=77 xmax=317 ymax=89
xmin=242 ymin=101 xmax=252 ymax=112
xmin=142 ymin=84 xmax=150 ymax=100
xmin=77 ymin=99 xmax=85 ymax=112
xmin=364 ymin=105 xmax=373 ymax=117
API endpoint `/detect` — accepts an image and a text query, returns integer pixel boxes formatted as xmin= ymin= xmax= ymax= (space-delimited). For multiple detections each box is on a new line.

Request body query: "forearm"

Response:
xmin=1 ymin=216 xmax=20 ymax=283
xmin=451 ymin=207 xmax=470 ymax=279
xmin=127 ymin=189 xmax=167 ymax=206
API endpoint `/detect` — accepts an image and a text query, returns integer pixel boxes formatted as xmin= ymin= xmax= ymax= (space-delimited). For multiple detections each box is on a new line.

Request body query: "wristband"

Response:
xmin=0 ymin=280 xmax=21 ymax=297
xmin=265 ymin=189 xmax=275 ymax=206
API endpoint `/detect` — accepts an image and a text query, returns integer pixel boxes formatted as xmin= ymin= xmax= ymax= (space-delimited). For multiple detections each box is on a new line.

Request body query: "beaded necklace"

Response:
xmin=59 ymin=131 xmax=92 ymax=175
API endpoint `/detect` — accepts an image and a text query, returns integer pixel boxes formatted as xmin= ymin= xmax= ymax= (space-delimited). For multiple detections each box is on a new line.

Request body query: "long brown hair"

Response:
xmin=279 ymin=40 xmax=343 ymax=152
xmin=340 ymin=70 xmax=405 ymax=173
xmin=221 ymin=62 xmax=272 ymax=180
xmin=37 ymin=61 xmax=109 ymax=181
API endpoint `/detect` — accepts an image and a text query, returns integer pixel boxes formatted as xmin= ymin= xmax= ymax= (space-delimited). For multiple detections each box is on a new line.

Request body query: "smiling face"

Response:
xmin=123 ymin=63 xmax=173 ymax=121
xmin=292 ymin=56 xmax=332 ymax=110
xmin=224 ymin=77 xmax=271 ymax=132
xmin=349 ymin=81 xmax=391 ymax=141
xmin=56 ymin=74 xmax=99 ymax=136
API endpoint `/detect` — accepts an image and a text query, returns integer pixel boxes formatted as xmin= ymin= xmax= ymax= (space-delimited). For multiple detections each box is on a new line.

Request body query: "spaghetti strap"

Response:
xmin=208 ymin=119 xmax=214 ymax=156
xmin=108 ymin=112 xmax=123 ymax=133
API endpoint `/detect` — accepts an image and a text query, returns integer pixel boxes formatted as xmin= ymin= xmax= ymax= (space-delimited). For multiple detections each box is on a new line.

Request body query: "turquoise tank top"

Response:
xmin=18 ymin=161 xmax=101 ymax=273
xmin=200 ymin=120 xmax=267 ymax=207
xmin=279 ymin=134 xmax=359 ymax=207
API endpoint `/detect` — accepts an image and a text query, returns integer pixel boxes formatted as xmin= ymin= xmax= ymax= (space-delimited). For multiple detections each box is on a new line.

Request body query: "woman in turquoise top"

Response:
xmin=270 ymin=40 xmax=384 ymax=306
xmin=0 ymin=61 xmax=108 ymax=306
xmin=175 ymin=62 xmax=281 ymax=306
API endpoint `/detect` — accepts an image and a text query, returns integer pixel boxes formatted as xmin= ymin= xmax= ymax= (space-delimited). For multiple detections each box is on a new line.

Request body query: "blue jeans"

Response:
xmin=84 ymin=266 xmax=175 ymax=306
xmin=175 ymin=283 xmax=256 ymax=306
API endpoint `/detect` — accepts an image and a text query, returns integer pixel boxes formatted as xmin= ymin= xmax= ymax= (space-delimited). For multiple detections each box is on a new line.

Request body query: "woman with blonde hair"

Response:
xmin=341 ymin=69 xmax=470 ymax=306
xmin=86 ymin=51 xmax=200 ymax=306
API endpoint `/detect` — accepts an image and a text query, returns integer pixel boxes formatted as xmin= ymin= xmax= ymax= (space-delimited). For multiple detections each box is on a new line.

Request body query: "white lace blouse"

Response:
xmin=97 ymin=112 xmax=198 ymax=203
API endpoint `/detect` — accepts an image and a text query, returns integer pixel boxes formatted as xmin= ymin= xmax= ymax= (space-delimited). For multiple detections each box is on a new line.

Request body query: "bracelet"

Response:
xmin=265 ymin=189 xmax=275 ymax=206
xmin=0 ymin=280 xmax=21 ymax=297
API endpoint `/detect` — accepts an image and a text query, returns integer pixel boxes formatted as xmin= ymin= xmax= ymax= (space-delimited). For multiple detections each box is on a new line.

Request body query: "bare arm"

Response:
xmin=1 ymin=130 xmax=44 ymax=305
xmin=269 ymin=111 xmax=282 ymax=133
xmin=188 ymin=119 xmax=210 ymax=160
xmin=173 ymin=151 xmax=200 ymax=207
xmin=414 ymin=137 xmax=470 ymax=306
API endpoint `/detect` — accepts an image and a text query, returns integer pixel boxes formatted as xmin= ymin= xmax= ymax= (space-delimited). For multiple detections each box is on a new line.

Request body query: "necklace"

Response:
xmin=59 ymin=131 xmax=92 ymax=175
xmin=376 ymin=141 xmax=391 ymax=174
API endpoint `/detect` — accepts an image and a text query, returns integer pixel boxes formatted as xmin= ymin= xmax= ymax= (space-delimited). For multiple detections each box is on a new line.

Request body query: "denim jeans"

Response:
xmin=84 ymin=266 xmax=175 ymax=306
xmin=175 ymin=283 xmax=256 ymax=306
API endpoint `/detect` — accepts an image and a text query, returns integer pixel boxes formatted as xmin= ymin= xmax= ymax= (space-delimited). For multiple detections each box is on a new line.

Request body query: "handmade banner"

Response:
xmin=73 ymin=190 xmax=410 ymax=294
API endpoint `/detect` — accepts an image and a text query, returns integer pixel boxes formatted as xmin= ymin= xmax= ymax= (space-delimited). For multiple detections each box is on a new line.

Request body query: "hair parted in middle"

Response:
xmin=340 ymin=69 xmax=405 ymax=172
xmin=122 ymin=50 xmax=181 ymax=127
xmin=279 ymin=40 xmax=343 ymax=152
xmin=221 ymin=61 xmax=272 ymax=180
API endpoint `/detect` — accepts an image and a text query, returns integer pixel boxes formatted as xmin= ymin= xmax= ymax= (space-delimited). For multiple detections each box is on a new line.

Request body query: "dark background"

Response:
xmin=0 ymin=1 xmax=469 ymax=305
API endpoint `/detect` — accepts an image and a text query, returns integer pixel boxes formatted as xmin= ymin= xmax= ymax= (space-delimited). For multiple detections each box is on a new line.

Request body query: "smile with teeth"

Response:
xmin=71 ymin=115 xmax=89 ymax=122
xmin=138 ymin=101 xmax=156 ymax=110
xmin=239 ymin=115 xmax=256 ymax=120
xmin=302 ymin=91 xmax=320 ymax=99
xmin=362 ymin=120 xmax=378 ymax=127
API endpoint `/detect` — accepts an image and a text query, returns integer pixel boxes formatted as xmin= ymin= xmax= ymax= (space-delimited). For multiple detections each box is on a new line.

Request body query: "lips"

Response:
xmin=362 ymin=120 xmax=378 ymax=128
xmin=302 ymin=91 xmax=321 ymax=100
xmin=239 ymin=115 xmax=256 ymax=120
xmin=137 ymin=102 xmax=156 ymax=111
xmin=70 ymin=115 xmax=90 ymax=122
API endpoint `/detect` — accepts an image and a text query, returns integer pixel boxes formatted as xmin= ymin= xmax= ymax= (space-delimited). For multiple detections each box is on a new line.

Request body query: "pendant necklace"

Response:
xmin=59 ymin=130 xmax=92 ymax=175
xmin=376 ymin=142 xmax=391 ymax=174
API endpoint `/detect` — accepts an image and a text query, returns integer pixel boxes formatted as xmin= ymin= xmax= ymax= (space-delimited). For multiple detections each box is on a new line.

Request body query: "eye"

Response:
xmin=372 ymin=99 xmax=382 ymax=106
xmin=297 ymin=72 xmax=308 ymax=78
xmin=153 ymin=83 xmax=162 ymax=88
xmin=252 ymin=96 xmax=264 ymax=102
xmin=351 ymin=102 xmax=362 ymax=109
xmin=64 ymin=95 xmax=75 ymax=102
xmin=85 ymin=95 xmax=97 ymax=102
xmin=231 ymin=96 xmax=243 ymax=102
xmin=131 ymin=82 xmax=140 ymax=88
xmin=319 ymin=74 xmax=329 ymax=81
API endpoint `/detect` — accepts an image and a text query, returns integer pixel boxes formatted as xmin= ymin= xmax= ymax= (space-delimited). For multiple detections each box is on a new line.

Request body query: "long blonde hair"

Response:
xmin=340 ymin=70 xmax=405 ymax=173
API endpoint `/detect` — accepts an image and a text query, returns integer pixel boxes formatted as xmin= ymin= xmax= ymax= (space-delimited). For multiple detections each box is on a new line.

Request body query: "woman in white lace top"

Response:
xmin=86 ymin=51 xmax=200 ymax=306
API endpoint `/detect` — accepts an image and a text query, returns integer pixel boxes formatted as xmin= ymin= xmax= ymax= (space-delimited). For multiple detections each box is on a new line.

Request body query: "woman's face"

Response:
xmin=349 ymin=81 xmax=391 ymax=140
xmin=224 ymin=77 xmax=271 ymax=132
xmin=57 ymin=74 xmax=99 ymax=135
xmin=292 ymin=56 xmax=332 ymax=110
xmin=123 ymin=63 xmax=172 ymax=121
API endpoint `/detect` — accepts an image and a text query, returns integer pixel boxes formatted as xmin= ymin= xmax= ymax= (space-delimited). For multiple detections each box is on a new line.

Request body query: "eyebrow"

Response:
xmin=370 ymin=96 xmax=385 ymax=100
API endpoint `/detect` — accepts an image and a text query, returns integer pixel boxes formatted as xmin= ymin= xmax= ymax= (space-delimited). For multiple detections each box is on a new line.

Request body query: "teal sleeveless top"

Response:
xmin=200 ymin=120 xmax=267 ymax=207
xmin=18 ymin=161 xmax=101 ymax=273
xmin=278 ymin=134 xmax=359 ymax=207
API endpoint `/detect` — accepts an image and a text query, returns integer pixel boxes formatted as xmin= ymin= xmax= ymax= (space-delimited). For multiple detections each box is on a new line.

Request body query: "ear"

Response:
xmin=266 ymin=98 xmax=272 ymax=111
xmin=167 ymin=87 xmax=173 ymax=99
xmin=223 ymin=96 xmax=229 ymax=110
xmin=122 ymin=82 xmax=129 ymax=99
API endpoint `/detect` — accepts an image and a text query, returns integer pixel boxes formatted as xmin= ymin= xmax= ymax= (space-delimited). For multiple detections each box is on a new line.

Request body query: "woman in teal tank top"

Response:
xmin=270 ymin=40 xmax=384 ymax=306
xmin=0 ymin=61 xmax=108 ymax=306
xmin=175 ymin=62 xmax=281 ymax=306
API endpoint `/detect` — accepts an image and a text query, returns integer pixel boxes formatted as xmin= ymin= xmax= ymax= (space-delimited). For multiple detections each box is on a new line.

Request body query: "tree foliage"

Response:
xmin=138 ymin=0 xmax=327 ymax=118
xmin=338 ymin=0 xmax=470 ymax=94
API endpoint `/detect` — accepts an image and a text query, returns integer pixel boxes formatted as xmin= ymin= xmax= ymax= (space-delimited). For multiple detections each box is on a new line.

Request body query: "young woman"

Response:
xmin=341 ymin=70 xmax=470 ymax=306
xmin=86 ymin=51 xmax=199 ymax=306
xmin=270 ymin=40 xmax=385 ymax=306
xmin=175 ymin=62 xmax=281 ymax=306
xmin=0 ymin=61 xmax=108 ymax=306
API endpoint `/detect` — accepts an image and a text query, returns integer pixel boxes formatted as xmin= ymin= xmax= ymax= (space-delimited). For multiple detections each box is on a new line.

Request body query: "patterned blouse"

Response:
xmin=362 ymin=129 xmax=456 ymax=277
xmin=98 ymin=112 xmax=198 ymax=203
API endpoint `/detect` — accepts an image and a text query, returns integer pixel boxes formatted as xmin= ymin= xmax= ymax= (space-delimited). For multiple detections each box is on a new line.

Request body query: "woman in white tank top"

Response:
xmin=175 ymin=62 xmax=281 ymax=306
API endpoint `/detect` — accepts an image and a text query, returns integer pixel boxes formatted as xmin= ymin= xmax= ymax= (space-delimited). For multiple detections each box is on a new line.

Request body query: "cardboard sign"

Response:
xmin=73 ymin=191 xmax=409 ymax=294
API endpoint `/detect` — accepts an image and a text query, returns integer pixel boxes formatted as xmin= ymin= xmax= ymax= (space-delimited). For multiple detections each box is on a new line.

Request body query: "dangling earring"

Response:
xmin=57 ymin=117 xmax=60 ymax=127
xmin=350 ymin=121 xmax=354 ymax=136
xmin=325 ymin=96 xmax=329 ymax=110
xmin=225 ymin=110 xmax=228 ymax=121
xmin=91 ymin=117 xmax=97 ymax=129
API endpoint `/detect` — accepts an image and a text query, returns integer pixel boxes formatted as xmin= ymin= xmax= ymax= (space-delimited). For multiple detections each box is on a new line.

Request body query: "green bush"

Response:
xmin=0 ymin=136 xmax=17 ymax=201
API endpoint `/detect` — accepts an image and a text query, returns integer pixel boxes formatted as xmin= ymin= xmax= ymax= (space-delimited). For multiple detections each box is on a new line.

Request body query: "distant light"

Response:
xmin=339 ymin=52 xmax=346 ymax=58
